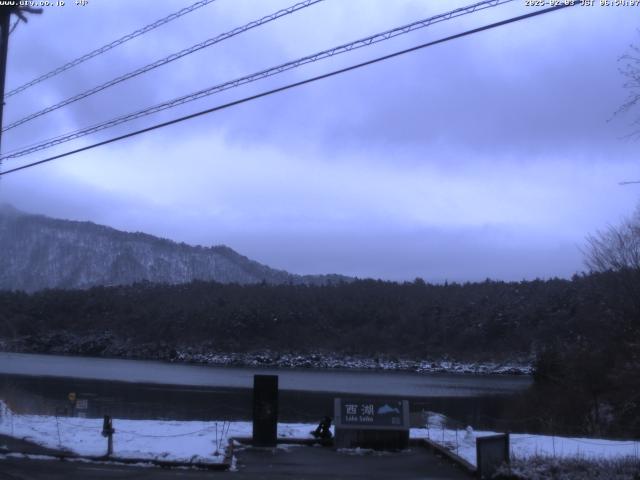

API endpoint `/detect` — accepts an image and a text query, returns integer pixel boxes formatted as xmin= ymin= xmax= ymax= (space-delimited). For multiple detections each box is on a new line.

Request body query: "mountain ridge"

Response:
xmin=0 ymin=204 xmax=350 ymax=292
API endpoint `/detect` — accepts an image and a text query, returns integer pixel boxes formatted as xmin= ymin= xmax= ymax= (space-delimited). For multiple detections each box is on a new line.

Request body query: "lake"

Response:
xmin=0 ymin=352 xmax=531 ymax=429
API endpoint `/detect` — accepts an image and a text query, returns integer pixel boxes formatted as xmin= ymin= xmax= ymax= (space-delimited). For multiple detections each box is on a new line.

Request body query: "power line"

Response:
xmin=2 ymin=0 xmax=325 ymax=132
xmin=0 ymin=6 xmax=43 ymax=158
xmin=8 ymin=18 xmax=18 ymax=35
xmin=0 ymin=3 xmax=577 ymax=178
xmin=0 ymin=0 xmax=514 ymax=161
xmin=4 ymin=0 xmax=217 ymax=99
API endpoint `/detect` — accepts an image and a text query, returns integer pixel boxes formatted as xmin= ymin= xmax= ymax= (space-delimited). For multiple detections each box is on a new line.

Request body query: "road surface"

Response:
xmin=0 ymin=445 xmax=470 ymax=479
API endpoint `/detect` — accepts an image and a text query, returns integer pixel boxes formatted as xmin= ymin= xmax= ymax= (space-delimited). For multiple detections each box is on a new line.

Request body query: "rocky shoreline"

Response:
xmin=0 ymin=333 xmax=533 ymax=376
xmin=174 ymin=350 xmax=533 ymax=375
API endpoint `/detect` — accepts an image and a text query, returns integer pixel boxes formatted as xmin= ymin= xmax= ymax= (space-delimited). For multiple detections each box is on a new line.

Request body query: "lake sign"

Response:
xmin=334 ymin=398 xmax=410 ymax=449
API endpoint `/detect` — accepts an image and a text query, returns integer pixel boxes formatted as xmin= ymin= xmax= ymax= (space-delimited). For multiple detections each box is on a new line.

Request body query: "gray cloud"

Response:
xmin=1 ymin=0 xmax=639 ymax=281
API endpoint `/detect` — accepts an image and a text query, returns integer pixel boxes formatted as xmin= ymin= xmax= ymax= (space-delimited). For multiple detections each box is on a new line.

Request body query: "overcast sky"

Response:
xmin=0 ymin=0 xmax=639 ymax=282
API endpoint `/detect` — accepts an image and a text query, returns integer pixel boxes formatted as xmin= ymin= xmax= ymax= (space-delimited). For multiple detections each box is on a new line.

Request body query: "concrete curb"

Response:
xmin=2 ymin=435 xmax=474 ymax=474
xmin=231 ymin=436 xmax=333 ymax=447
xmin=0 ymin=444 xmax=231 ymax=470
xmin=415 ymin=438 xmax=477 ymax=476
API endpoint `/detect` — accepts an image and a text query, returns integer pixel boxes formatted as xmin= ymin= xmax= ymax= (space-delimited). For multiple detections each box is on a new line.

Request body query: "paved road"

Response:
xmin=234 ymin=444 xmax=471 ymax=479
xmin=0 ymin=445 xmax=470 ymax=479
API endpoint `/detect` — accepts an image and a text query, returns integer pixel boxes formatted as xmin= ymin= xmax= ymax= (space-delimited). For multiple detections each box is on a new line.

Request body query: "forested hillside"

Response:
xmin=0 ymin=273 xmax=629 ymax=362
xmin=0 ymin=205 xmax=348 ymax=291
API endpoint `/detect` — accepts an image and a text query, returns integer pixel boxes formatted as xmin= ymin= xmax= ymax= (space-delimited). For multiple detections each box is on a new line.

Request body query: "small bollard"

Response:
xmin=101 ymin=415 xmax=115 ymax=456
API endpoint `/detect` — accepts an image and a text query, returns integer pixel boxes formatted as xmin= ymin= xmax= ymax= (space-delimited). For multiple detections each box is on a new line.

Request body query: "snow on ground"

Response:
xmin=0 ymin=401 xmax=314 ymax=464
xmin=412 ymin=413 xmax=640 ymax=467
xmin=2 ymin=401 xmax=639 ymax=468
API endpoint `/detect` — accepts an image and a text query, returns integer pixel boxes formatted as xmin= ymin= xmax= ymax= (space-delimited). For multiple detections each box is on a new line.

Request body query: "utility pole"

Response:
xmin=0 ymin=4 xmax=42 ymax=157
xmin=0 ymin=7 xmax=12 ymax=155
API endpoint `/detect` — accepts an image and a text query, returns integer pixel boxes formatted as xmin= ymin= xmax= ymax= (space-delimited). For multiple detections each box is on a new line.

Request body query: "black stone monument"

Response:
xmin=252 ymin=374 xmax=278 ymax=446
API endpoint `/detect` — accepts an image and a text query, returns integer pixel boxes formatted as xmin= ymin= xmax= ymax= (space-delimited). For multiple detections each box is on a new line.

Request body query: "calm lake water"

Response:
xmin=0 ymin=352 xmax=532 ymax=428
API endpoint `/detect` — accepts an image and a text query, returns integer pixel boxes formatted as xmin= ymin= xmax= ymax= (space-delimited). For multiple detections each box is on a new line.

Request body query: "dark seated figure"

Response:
xmin=311 ymin=416 xmax=333 ymax=439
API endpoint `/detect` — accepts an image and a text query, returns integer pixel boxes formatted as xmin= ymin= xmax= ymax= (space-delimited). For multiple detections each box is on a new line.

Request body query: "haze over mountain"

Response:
xmin=0 ymin=205 xmax=349 ymax=292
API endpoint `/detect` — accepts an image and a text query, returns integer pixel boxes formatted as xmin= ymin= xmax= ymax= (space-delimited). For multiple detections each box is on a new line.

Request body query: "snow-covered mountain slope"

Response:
xmin=0 ymin=204 xmax=348 ymax=292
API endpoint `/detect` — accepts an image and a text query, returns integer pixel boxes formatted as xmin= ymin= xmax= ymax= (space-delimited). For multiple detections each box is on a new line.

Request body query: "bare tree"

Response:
xmin=585 ymin=207 xmax=640 ymax=272
xmin=617 ymin=35 xmax=640 ymax=138
xmin=584 ymin=207 xmax=640 ymax=327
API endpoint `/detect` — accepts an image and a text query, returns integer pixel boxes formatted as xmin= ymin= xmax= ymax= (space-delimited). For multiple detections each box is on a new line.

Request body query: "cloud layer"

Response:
xmin=1 ymin=0 xmax=638 ymax=281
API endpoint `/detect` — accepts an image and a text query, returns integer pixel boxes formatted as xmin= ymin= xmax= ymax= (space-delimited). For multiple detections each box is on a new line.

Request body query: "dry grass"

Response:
xmin=495 ymin=455 xmax=640 ymax=480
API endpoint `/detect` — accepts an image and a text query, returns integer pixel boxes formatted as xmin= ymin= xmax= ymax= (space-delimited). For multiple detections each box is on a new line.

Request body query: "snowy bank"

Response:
xmin=413 ymin=412 xmax=640 ymax=467
xmin=170 ymin=350 xmax=533 ymax=375
xmin=0 ymin=401 xmax=314 ymax=465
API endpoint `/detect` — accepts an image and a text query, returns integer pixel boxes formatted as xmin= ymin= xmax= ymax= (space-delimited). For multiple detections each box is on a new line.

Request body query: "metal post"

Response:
xmin=455 ymin=426 xmax=458 ymax=455
xmin=102 ymin=415 xmax=115 ymax=456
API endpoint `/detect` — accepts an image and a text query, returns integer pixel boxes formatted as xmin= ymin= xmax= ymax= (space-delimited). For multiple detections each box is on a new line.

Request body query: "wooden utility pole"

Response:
xmin=0 ymin=7 xmax=12 ymax=154
xmin=0 ymin=4 xmax=42 ymax=156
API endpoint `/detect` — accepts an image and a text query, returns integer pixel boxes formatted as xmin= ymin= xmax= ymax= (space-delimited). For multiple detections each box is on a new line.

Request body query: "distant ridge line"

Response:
xmin=0 ymin=205 xmax=352 ymax=292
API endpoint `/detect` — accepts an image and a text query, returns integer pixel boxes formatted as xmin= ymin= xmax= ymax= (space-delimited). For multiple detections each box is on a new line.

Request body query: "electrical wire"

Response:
xmin=2 ymin=0 xmax=325 ymax=132
xmin=8 ymin=18 xmax=19 ymax=35
xmin=4 ymin=0 xmax=218 ymax=99
xmin=0 ymin=3 xmax=577 ymax=177
xmin=0 ymin=0 xmax=514 ymax=160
